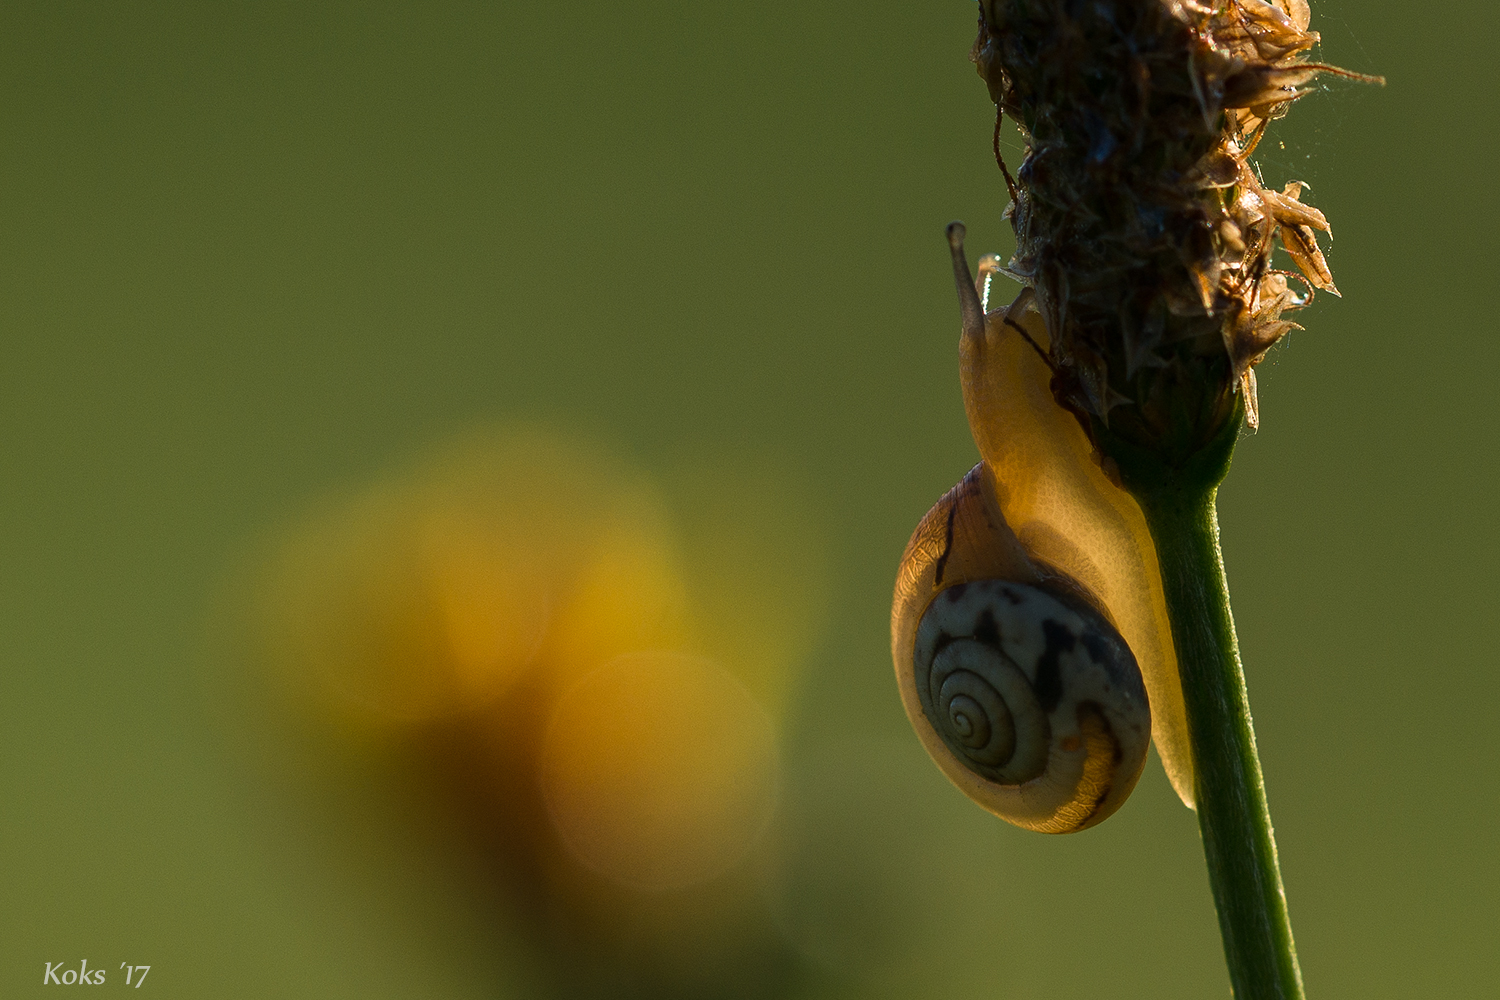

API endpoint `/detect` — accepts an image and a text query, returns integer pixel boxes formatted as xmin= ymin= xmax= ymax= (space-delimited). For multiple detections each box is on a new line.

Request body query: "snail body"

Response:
xmin=891 ymin=225 xmax=1190 ymax=832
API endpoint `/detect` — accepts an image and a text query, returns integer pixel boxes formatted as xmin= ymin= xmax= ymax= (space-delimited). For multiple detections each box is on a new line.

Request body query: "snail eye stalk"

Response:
xmin=945 ymin=222 xmax=987 ymax=345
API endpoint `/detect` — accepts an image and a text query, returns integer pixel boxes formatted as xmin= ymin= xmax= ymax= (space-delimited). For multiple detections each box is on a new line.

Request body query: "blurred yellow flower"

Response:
xmin=243 ymin=424 xmax=827 ymax=912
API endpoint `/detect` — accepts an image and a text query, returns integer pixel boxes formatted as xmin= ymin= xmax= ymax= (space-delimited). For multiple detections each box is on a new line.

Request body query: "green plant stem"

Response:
xmin=1135 ymin=479 xmax=1304 ymax=1000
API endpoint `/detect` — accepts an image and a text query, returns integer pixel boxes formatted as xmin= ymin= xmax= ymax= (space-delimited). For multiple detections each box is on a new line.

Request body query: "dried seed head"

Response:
xmin=973 ymin=0 xmax=1378 ymax=450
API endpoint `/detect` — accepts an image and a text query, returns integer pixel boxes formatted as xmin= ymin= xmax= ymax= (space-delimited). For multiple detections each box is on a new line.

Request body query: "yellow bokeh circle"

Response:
xmin=538 ymin=650 xmax=778 ymax=891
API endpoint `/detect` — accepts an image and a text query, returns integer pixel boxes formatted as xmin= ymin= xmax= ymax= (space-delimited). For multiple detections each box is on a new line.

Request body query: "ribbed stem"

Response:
xmin=1137 ymin=481 xmax=1304 ymax=1000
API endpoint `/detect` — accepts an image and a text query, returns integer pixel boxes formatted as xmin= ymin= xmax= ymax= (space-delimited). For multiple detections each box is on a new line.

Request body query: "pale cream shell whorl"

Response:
xmin=913 ymin=579 xmax=1149 ymax=831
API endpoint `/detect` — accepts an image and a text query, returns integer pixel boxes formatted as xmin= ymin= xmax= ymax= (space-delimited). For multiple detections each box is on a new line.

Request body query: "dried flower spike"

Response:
xmin=974 ymin=0 xmax=1379 ymax=437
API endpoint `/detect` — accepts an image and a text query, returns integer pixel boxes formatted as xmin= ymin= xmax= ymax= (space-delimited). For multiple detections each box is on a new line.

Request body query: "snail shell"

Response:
xmin=891 ymin=223 xmax=1189 ymax=832
xmin=894 ymin=463 xmax=1149 ymax=832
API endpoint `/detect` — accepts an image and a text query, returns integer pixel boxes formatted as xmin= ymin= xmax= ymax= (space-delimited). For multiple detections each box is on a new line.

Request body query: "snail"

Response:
xmin=890 ymin=223 xmax=1192 ymax=832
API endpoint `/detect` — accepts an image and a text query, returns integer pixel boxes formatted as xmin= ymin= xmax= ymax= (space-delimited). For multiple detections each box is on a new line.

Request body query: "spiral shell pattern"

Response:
xmin=912 ymin=579 xmax=1150 ymax=829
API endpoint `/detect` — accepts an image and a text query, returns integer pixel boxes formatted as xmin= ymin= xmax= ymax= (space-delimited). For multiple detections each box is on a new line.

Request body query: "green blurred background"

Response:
xmin=1 ymin=2 xmax=1494 ymax=997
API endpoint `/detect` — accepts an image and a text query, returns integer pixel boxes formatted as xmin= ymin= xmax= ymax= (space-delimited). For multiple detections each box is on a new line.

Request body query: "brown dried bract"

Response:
xmin=973 ymin=0 xmax=1378 ymax=440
